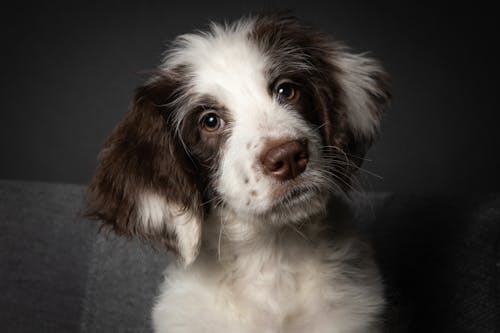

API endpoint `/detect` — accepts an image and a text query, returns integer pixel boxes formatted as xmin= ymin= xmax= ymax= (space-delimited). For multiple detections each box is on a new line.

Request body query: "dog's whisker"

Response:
xmin=217 ymin=213 xmax=225 ymax=262
xmin=288 ymin=224 xmax=311 ymax=242
xmin=321 ymin=169 xmax=360 ymax=194
xmin=320 ymin=158 xmax=384 ymax=180
xmin=313 ymin=122 xmax=329 ymax=131
xmin=315 ymin=173 xmax=345 ymax=195
xmin=201 ymin=195 xmax=223 ymax=207
xmin=320 ymin=146 xmax=374 ymax=162
xmin=319 ymin=151 xmax=383 ymax=180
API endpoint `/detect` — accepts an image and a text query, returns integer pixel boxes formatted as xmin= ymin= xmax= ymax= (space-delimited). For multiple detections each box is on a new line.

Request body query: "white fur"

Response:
xmin=138 ymin=192 xmax=201 ymax=265
xmin=153 ymin=213 xmax=385 ymax=333
xmin=138 ymin=18 xmax=385 ymax=332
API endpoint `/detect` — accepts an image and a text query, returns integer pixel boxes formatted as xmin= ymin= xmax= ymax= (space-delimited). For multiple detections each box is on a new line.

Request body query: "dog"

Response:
xmin=86 ymin=13 xmax=390 ymax=333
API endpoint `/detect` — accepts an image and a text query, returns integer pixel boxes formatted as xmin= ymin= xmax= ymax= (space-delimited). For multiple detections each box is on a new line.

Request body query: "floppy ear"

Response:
xmin=85 ymin=73 xmax=203 ymax=266
xmin=329 ymin=49 xmax=390 ymax=168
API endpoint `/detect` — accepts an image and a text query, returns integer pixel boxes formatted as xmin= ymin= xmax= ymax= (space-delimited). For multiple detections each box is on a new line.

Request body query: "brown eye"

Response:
xmin=276 ymin=82 xmax=299 ymax=102
xmin=200 ymin=112 xmax=224 ymax=132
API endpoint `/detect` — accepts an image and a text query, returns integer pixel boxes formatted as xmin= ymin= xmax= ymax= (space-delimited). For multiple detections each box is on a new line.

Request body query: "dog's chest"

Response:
xmin=153 ymin=239 xmax=385 ymax=333
xmin=155 ymin=252 xmax=333 ymax=332
xmin=222 ymin=254 xmax=322 ymax=312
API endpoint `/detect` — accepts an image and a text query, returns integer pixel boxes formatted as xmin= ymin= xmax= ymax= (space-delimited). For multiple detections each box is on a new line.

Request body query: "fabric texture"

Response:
xmin=79 ymin=233 xmax=168 ymax=333
xmin=350 ymin=193 xmax=500 ymax=332
xmin=1 ymin=180 xmax=499 ymax=332
xmin=0 ymin=180 xmax=94 ymax=332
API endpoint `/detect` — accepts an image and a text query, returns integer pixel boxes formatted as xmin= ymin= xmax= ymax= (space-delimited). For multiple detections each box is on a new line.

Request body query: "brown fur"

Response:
xmin=85 ymin=70 xmax=204 ymax=254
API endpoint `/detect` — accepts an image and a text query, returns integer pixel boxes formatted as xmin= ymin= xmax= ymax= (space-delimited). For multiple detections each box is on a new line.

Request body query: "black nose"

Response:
xmin=260 ymin=139 xmax=309 ymax=181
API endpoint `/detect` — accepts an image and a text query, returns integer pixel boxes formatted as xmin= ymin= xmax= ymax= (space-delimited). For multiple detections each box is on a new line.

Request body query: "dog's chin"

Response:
xmin=217 ymin=180 xmax=330 ymax=225
xmin=256 ymin=184 xmax=329 ymax=225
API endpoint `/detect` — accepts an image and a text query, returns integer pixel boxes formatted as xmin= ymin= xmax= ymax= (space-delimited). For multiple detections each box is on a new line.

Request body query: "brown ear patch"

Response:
xmin=85 ymin=72 xmax=204 ymax=262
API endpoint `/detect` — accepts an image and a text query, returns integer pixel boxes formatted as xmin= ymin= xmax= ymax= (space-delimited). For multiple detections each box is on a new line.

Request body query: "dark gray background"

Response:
xmin=1 ymin=1 xmax=498 ymax=193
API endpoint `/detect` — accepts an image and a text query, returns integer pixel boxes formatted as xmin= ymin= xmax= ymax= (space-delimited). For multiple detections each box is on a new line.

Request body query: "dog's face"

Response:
xmin=86 ymin=15 xmax=389 ymax=265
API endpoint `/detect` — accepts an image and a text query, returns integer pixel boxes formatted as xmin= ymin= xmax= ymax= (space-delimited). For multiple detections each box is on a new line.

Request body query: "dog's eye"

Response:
xmin=276 ymin=82 xmax=299 ymax=102
xmin=200 ymin=112 xmax=224 ymax=132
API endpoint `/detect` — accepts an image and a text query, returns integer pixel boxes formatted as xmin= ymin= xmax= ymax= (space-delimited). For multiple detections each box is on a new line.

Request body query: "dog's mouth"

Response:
xmin=239 ymin=177 xmax=328 ymax=223
xmin=270 ymin=182 xmax=320 ymax=209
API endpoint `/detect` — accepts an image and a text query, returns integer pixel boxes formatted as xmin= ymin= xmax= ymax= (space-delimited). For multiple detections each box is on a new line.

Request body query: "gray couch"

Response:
xmin=1 ymin=180 xmax=499 ymax=332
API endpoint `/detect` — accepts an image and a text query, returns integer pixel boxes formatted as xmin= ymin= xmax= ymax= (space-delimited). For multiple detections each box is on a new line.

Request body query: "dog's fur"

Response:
xmin=86 ymin=14 xmax=390 ymax=333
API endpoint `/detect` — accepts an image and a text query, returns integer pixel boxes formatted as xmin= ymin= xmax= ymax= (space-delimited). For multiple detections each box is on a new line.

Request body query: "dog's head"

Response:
xmin=86 ymin=14 xmax=389 ymax=265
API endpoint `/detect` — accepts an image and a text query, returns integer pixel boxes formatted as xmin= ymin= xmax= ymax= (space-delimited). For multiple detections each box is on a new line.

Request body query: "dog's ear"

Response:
xmin=85 ymin=72 xmax=203 ymax=266
xmin=327 ymin=50 xmax=390 ymax=168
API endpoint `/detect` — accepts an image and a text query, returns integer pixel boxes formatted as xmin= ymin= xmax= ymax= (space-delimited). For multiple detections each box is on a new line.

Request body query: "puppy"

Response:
xmin=86 ymin=13 xmax=390 ymax=333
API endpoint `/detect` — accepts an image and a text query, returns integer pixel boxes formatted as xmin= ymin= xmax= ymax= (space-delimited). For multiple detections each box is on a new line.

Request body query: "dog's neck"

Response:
xmin=190 ymin=199 xmax=358 ymax=309
xmin=202 ymin=206 xmax=326 ymax=267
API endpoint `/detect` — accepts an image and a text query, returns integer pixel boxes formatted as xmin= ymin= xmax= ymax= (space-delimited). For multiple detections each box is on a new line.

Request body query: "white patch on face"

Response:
xmin=138 ymin=192 xmax=201 ymax=266
xmin=161 ymin=20 xmax=330 ymax=223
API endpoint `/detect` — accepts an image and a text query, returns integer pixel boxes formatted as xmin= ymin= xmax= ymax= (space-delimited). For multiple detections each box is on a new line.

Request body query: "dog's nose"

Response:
xmin=260 ymin=139 xmax=309 ymax=181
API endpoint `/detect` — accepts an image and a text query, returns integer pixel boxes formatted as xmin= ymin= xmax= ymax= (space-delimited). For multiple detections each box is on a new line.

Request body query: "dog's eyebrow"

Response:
xmin=189 ymin=94 xmax=226 ymax=111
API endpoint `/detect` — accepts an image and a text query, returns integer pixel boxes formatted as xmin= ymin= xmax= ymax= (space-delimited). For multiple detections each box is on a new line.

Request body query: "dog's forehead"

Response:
xmin=192 ymin=37 xmax=268 ymax=106
xmin=165 ymin=22 xmax=275 ymax=115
